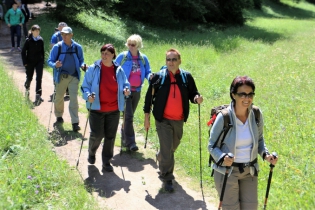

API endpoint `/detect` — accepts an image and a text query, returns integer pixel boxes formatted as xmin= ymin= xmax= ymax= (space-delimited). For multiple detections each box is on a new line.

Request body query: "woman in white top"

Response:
xmin=208 ymin=76 xmax=278 ymax=210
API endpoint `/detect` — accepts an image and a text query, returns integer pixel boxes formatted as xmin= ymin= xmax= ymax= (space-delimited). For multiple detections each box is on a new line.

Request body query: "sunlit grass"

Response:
xmin=2 ymin=0 xmax=315 ymax=208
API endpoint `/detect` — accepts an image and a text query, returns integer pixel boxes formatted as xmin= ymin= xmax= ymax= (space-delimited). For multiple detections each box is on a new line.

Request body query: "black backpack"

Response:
xmin=207 ymin=104 xmax=260 ymax=176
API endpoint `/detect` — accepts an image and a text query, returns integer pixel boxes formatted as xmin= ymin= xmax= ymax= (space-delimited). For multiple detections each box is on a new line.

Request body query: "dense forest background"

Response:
xmin=27 ymin=0 xmax=309 ymax=27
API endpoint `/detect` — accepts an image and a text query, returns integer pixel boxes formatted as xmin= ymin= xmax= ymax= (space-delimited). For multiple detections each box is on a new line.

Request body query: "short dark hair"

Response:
xmin=100 ymin=43 xmax=116 ymax=59
xmin=230 ymin=76 xmax=255 ymax=102
xmin=31 ymin=24 xmax=40 ymax=31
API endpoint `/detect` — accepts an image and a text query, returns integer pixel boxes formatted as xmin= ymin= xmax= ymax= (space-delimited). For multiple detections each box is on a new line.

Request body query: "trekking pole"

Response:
xmin=198 ymin=104 xmax=204 ymax=196
xmin=120 ymin=87 xmax=129 ymax=156
xmin=76 ymin=92 xmax=95 ymax=168
xmin=47 ymin=87 xmax=56 ymax=133
xmin=144 ymin=129 xmax=149 ymax=149
xmin=218 ymin=153 xmax=234 ymax=210
xmin=144 ymin=87 xmax=155 ymax=149
xmin=263 ymin=152 xmax=278 ymax=210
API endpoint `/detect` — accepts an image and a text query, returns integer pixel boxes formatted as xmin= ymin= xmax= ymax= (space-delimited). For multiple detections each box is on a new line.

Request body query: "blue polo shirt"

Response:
xmin=60 ymin=46 xmax=78 ymax=77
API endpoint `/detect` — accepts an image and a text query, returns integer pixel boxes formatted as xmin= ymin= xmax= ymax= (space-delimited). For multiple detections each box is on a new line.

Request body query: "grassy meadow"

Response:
xmin=1 ymin=0 xmax=315 ymax=208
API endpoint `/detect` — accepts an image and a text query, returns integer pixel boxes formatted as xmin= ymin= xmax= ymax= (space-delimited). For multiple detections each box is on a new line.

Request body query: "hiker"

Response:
xmin=21 ymin=24 xmax=45 ymax=105
xmin=4 ymin=1 xmax=25 ymax=52
xmin=50 ymin=22 xmax=67 ymax=48
xmin=16 ymin=0 xmax=30 ymax=39
xmin=47 ymin=26 xmax=85 ymax=132
xmin=208 ymin=76 xmax=278 ymax=209
xmin=81 ymin=44 xmax=130 ymax=172
xmin=143 ymin=48 xmax=203 ymax=192
xmin=50 ymin=22 xmax=70 ymax=100
xmin=115 ymin=34 xmax=152 ymax=152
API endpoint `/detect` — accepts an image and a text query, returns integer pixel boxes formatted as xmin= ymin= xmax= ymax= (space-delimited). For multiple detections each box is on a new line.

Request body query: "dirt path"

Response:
xmin=0 ymin=2 xmax=216 ymax=209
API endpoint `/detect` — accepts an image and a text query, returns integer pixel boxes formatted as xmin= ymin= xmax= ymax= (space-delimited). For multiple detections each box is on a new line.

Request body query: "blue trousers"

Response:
xmin=10 ymin=25 xmax=21 ymax=47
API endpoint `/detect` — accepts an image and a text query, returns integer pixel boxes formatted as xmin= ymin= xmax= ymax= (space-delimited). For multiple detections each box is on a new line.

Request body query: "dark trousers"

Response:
xmin=121 ymin=91 xmax=141 ymax=147
xmin=88 ymin=110 xmax=120 ymax=165
xmin=25 ymin=61 xmax=44 ymax=95
xmin=10 ymin=25 xmax=21 ymax=47
xmin=22 ymin=22 xmax=28 ymax=38
xmin=155 ymin=118 xmax=184 ymax=182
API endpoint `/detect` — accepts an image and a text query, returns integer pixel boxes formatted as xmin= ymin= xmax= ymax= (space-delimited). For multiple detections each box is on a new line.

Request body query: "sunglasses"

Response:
xmin=128 ymin=43 xmax=136 ymax=47
xmin=166 ymin=58 xmax=178 ymax=62
xmin=235 ymin=92 xmax=255 ymax=99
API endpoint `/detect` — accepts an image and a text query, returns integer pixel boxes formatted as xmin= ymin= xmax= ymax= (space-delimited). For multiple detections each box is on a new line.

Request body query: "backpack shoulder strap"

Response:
xmin=179 ymin=68 xmax=188 ymax=85
xmin=139 ymin=52 xmax=146 ymax=67
xmin=119 ymin=51 xmax=128 ymax=66
xmin=57 ymin=42 xmax=62 ymax=60
xmin=252 ymin=105 xmax=260 ymax=125
xmin=159 ymin=67 xmax=167 ymax=86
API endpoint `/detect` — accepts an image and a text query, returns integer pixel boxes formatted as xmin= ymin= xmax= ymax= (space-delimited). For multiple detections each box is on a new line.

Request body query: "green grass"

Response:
xmin=0 ymin=61 xmax=99 ymax=209
xmin=1 ymin=0 xmax=315 ymax=208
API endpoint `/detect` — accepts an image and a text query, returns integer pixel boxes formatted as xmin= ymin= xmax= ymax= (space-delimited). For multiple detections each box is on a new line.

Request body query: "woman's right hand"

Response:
xmin=223 ymin=154 xmax=234 ymax=167
xmin=88 ymin=94 xmax=95 ymax=103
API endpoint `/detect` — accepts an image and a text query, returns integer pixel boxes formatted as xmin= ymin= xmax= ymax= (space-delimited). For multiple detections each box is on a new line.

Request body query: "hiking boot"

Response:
xmin=56 ymin=117 xmax=64 ymax=123
xmin=72 ymin=123 xmax=81 ymax=132
xmin=163 ymin=180 xmax=174 ymax=192
xmin=34 ymin=94 xmax=44 ymax=106
xmin=10 ymin=47 xmax=15 ymax=52
xmin=129 ymin=144 xmax=139 ymax=152
xmin=87 ymin=155 xmax=96 ymax=164
xmin=24 ymin=80 xmax=31 ymax=90
xmin=102 ymin=163 xmax=113 ymax=172
xmin=17 ymin=47 xmax=22 ymax=52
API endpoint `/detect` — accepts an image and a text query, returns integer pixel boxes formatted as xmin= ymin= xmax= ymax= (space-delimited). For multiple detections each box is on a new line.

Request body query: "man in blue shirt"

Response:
xmin=47 ymin=27 xmax=85 ymax=132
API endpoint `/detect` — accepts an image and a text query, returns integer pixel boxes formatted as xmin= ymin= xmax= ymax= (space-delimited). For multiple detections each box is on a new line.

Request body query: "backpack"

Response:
xmin=119 ymin=51 xmax=146 ymax=67
xmin=207 ymin=104 xmax=260 ymax=176
xmin=57 ymin=42 xmax=78 ymax=60
xmin=157 ymin=65 xmax=188 ymax=88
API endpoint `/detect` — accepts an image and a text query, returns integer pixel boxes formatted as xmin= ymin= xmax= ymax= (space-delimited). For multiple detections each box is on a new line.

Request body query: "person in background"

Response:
xmin=143 ymin=48 xmax=203 ymax=192
xmin=47 ymin=27 xmax=85 ymax=132
xmin=115 ymin=34 xmax=152 ymax=152
xmin=21 ymin=24 xmax=45 ymax=105
xmin=208 ymin=76 xmax=278 ymax=209
xmin=4 ymin=1 xmax=24 ymax=52
xmin=16 ymin=0 xmax=30 ymax=39
xmin=81 ymin=44 xmax=130 ymax=172
xmin=50 ymin=22 xmax=67 ymax=48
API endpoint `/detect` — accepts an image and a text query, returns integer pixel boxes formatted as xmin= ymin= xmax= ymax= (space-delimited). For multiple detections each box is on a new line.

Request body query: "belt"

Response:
xmin=231 ymin=158 xmax=257 ymax=173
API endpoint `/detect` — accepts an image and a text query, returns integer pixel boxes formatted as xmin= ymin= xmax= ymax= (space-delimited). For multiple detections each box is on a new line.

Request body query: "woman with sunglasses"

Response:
xmin=81 ymin=44 xmax=130 ymax=172
xmin=115 ymin=34 xmax=152 ymax=152
xmin=208 ymin=76 xmax=278 ymax=209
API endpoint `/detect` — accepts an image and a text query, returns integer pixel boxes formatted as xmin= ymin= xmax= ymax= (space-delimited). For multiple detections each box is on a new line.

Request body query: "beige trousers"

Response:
xmin=214 ymin=166 xmax=258 ymax=210
xmin=54 ymin=74 xmax=79 ymax=124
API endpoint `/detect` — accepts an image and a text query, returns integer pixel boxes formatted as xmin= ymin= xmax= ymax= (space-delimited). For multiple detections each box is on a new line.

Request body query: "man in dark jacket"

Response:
xmin=143 ymin=48 xmax=203 ymax=192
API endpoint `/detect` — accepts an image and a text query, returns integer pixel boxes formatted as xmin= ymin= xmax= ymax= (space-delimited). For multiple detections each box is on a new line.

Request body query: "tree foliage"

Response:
xmin=53 ymin=0 xmax=262 ymax=27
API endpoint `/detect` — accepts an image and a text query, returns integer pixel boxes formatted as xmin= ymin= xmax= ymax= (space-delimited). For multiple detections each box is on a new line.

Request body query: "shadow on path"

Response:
xmin=84 ymin=165 xmax=131 ymax=198
xmin=145 ymin=181 xmax=209 ymax=210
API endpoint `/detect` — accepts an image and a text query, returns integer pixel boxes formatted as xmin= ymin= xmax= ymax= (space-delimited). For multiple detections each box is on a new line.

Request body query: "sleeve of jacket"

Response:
xmin=208 ymin=113 xmax=227 ymax=163
xmin=20 ymin=11 xmax=25 ymax=24
xmin=77 ymin=44 xmax=85 ymax=66
xmin=143 ymin=74 xmax=159 ymax=113
xmin=186 ymin=72 xmax=200 ymax=103
xmin=143 ymin=55 xmax=152 ymax=81
xmin=257 ymin=109 xmax=268 ymax=158
xmin=21 ymin=39 xmax=29 ymax=66
xmin=47 ymin=44 xmax=58 ymax=69
xmin=81 ymin=65 xmax=94 ymax=100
